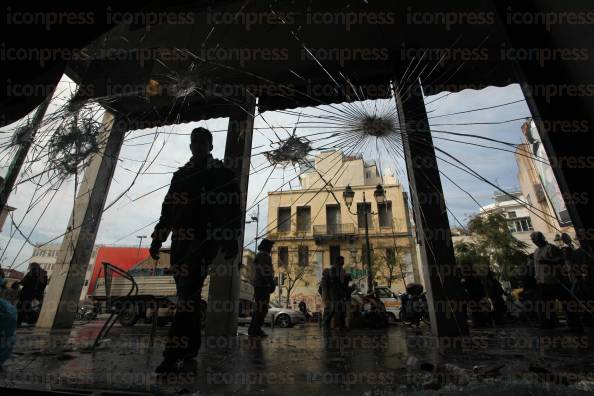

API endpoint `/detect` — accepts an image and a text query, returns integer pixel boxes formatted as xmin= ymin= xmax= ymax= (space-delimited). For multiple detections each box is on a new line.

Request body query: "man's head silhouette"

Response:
xmin=530 ymin=231 xmax=547 ymax=247
xmin=334 ymin=256 xmax=345 ymax=268
xmin=190 ymin=127 xmax=213 ymax=158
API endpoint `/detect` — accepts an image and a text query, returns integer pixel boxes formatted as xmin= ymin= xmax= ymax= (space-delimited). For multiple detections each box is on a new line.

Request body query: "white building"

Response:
xmin=30 ymin=244 xmax=62 ymax=278
xmin=480 ymin=191 xmax=535 ymax=249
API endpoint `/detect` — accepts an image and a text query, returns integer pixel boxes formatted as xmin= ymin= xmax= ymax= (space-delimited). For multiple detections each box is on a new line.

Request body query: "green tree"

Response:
xmin=280 ymin=247 xmax=313 ymax=308
xmin=455 ymin=212 xmax=528 ymax=281
xmin=378 ymin=248 xmax=408 ymax=288
xmin=356 ymin=246 xmax=409 ymax=289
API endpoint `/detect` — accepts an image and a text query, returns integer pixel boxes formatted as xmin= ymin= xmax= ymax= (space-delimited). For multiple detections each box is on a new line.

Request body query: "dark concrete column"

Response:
xmin=402 ymin=191 xmax=421 ymax=283
xmin=0 ymin=89 xmax=54 ymax=213
xmin=493 ymin=1 xmax=594 ymax=252
xmin=37 ymin=112 xmax=126 ymax=329
xmin=205 ymin=97 xmax=256 ymax=338
xmin=395 ymin=80 xmax=469 ymax=338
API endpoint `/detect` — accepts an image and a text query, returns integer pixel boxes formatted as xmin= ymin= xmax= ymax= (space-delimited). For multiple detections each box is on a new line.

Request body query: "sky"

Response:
xmin=0 ymin=78 xmax=532 ymax=272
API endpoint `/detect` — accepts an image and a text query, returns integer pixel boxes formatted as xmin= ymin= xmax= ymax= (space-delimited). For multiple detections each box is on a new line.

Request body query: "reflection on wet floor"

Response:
xmin=2 ymin=319 xmax=594 ymax=395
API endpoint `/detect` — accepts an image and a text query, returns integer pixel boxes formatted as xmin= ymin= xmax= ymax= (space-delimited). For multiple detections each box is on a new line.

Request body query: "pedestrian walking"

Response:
xmin=321 ymin=256 xmax=351 ymax=330
xmin=150 ymin=127 xmax=241 ymax=374
xmin=248 ymin=239 xmax=276 ymax=337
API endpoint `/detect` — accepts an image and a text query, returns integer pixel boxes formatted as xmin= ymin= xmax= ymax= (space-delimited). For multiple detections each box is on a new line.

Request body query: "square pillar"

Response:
xmin=395 ymin=80 xmax=468 ymax=338
xmin=205 ymin=98 xmax=256 ymax=338
xmin=493 ymin=1 xmax=594 ymax=252
xmin=37 ymin=112 xmax=126 ymax=329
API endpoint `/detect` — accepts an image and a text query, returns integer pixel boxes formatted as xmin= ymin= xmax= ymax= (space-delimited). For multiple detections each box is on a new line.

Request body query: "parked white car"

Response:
xmin=238 ymin=301 xmax=305 ymax=328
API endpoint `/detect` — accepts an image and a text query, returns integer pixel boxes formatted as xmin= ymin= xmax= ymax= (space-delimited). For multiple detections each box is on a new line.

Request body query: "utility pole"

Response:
xmin=0 ymin=90 xmax=54 ymax=213
xmin=136 ymin=235 xmax=146 ymax=262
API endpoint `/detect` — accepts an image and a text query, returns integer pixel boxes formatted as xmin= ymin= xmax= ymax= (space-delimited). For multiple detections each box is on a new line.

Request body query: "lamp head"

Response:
xmin=374 ymin=184 xmax=385 ymax=204
xmin=343 ymin=185 xmax=355 ymax=209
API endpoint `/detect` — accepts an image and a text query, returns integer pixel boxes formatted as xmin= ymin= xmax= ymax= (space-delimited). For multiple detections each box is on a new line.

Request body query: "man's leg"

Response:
xmin=323 ymin=301 xmax=335 ymax=329
xmin=249 ymin=289 xmax=269 ymax=335
xmin=16 ymin=299 xmax=24 ymax=326
xmin=558 ymin=284 xmax=583 ymax=331
xmin=336 ymin=301 xmax=346 ymax=329
xmin=158 ymin=263 xmax=205 ymax=372
xmin=538 ymin=285 xmax=557 ymax=328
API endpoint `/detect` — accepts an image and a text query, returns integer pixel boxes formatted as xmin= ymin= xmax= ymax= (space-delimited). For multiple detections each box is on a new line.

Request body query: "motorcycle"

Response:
xmin=75 ymin=302 xmax=100 ymax=321
xmin=399 ymin=283 xmax=429 ymax=325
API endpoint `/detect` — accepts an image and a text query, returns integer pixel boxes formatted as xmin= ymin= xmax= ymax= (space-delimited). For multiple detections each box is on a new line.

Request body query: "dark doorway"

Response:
xmin=329 ymin=245 xmax=341 ymax=267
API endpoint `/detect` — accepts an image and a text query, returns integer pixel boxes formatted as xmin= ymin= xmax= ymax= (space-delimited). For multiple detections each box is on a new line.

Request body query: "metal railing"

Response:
xmin=313 ymin=223 xmax=355 ymax=236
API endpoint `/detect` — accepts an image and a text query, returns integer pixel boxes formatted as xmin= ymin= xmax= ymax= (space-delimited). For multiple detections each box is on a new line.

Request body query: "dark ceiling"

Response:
xmin=2 ymin=0 xmax=518 ymax=126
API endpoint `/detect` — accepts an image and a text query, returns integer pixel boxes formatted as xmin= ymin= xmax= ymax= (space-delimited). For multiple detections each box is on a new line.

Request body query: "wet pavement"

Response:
xmin=2 ymin=318 xmax=594 ymax=395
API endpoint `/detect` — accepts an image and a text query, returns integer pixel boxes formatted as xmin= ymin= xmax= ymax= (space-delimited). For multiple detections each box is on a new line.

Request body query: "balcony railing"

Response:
xmin=313 ymin=223 xmax=355 ymax=238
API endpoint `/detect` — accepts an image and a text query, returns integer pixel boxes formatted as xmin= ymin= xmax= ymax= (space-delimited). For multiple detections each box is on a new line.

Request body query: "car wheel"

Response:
xmin=118 ymin=304 xmax=139 ymax=327
xmin=275 ymin=314 xmax=291 ymax=328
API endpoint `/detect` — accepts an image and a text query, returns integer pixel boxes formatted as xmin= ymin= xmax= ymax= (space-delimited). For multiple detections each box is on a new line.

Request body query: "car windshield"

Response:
xmin=269 ymin=301 xmax=281 ymax=308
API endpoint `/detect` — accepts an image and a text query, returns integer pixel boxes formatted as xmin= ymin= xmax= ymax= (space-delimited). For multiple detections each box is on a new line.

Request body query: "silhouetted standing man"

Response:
xmin=531 ymin=231 xmax=582 ymax=331
xmin=532 ymin=231 xmax=562 ymax=329
xmin=321 ymin=256 xmax=350 ymax=330
xmin=485 ymin=270 xmax=507 ymax=326
xmin=150 ymin=128 xmax=240 ymax=374
xmin=248 ymin=239 xmax=275 ymax=337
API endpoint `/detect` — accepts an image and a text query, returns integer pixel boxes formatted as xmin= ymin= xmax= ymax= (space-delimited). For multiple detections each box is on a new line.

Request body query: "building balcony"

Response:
xmin=313 ymin=223 xmax=356 ymax=243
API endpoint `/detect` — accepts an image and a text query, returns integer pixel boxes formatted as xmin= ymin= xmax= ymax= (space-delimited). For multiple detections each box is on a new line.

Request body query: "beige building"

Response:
xmin=266 ymin=150 xmax=419 ymax=312
xmin=516 ymin=118 xmax=575 ymax=244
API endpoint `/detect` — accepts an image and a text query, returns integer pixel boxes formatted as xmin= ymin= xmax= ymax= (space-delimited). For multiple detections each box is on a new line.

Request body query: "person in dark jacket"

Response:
xmin=298 ymin=300 xmax=311 ymax=321
xmin=150 ymin=127 xmax=241 ymax=374
xmin=321 ymin=256 xmax=351 ymax=330
xmin=248 ymin=239 xmax=276 ymax=337
xmin=531 ymin=231 xmax=582 ymax=331
xmin=557 ymin=233 xmax=586 ymax=330
xmin=16 ymin=262 xmax=47 ymax=326
xmin=485 ymin=271 xmax=507 ymax=326
xmin=461 ymin=263 xmax=491 ymax=328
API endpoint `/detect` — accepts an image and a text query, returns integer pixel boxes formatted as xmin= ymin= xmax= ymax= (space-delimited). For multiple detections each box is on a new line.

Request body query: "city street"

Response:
xmin=2 ymin=319 xmax=594 ymax=395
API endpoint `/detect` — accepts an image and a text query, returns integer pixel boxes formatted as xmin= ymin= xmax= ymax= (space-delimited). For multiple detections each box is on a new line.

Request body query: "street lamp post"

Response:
xmin=252 ymin=204 xmax=260 ymax=252
xmin=246 ymin=204 xmax=260 ymax=252
xmin=343 ymin=184 xmax=385 ymax=293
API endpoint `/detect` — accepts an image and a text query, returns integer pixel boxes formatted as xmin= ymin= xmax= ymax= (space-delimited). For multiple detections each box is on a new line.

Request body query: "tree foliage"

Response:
xmin=280 ymin=246 xmax=314 ymax=307
xmin=356 ymin=246 xmax=409 ymax=289
xmin=455 ymin=212 xmax=528 ymax=281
